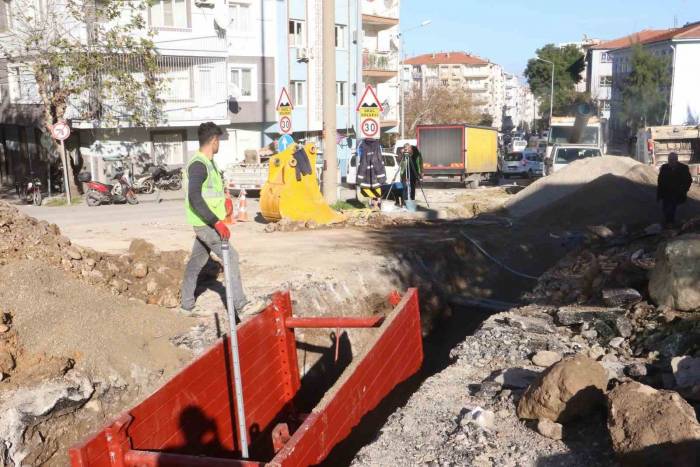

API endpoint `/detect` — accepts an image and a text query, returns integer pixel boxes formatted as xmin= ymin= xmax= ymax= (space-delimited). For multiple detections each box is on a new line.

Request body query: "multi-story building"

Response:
xmin=585 ymin=30 xmax=668 ymax=120
xmin=609 ymin=22 xmax=700 ymax=145
xmin=403 ymin=52 xmax=507 ymax=128
xmin=557 ymin=36 xmax=602 ymax=93
xmin=361 ymin=0 xmax=400 ymax=137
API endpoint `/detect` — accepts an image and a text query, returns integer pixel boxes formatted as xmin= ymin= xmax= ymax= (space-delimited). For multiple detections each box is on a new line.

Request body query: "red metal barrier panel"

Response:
xmin=69 ymin=293 xmax=300 ymax=466
xmin=269 ymin=288 xmax=423 ymax=466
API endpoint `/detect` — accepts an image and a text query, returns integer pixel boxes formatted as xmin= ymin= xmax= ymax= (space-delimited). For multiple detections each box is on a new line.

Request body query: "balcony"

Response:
xmin=363 ymin=51 xmax=399 ymax=80
xmin=362 ymin=0 xmax=399 ymax=26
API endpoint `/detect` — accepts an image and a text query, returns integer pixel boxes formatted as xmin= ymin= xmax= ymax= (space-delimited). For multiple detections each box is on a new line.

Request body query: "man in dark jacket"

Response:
xmin=399 ymin=144 xmax=423 ymax=202
xmin=657 ymin=152 xmax=693 ymax=226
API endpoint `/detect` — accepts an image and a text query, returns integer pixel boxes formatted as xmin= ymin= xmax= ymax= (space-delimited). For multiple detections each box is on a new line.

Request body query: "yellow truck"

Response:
xmin=416 ymin=124 xmax=498 ymax=188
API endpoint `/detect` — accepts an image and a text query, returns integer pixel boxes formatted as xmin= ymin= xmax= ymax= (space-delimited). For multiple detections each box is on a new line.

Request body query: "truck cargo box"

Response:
xmin=416 ymin=125 xmax=498 ymax=184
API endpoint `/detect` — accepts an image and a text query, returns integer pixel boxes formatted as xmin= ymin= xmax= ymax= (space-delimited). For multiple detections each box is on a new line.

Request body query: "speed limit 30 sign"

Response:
xmin=360 ymin=118 xmax=379 ymax=139
xmin=279 ymin=116 xmax=292 ymax=135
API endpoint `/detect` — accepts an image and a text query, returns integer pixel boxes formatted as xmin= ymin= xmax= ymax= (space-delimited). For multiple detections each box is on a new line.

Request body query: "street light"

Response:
xmin=399 ymin=20 xmax=432 ymax=139
xmin=536 ymin=57 xmax=554 ymax=128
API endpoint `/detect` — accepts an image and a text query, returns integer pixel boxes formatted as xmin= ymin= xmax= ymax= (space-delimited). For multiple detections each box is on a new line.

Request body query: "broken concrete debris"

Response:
xmin=649 ymin=234 xmax=700 ymax=312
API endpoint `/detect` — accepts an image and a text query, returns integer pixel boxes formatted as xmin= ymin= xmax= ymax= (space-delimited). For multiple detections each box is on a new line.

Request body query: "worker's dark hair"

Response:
xmin=198 ymin=122 xmax=223 ymax=147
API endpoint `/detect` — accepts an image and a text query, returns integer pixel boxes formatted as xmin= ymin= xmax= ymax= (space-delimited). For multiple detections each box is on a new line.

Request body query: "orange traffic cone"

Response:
xmin=224 ymin=190 xmax=236 ymax=225
xmin=236 ymin=189 xmax=249 ymax=222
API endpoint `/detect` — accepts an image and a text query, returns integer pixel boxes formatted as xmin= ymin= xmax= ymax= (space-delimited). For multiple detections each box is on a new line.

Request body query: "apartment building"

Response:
xmin=361 ymin=0 xmax=400 ymax=136
xmin=585 ymin=30 xmax=667 ymax=120
xmin=402 ymin=52 xmax=538 ymax=130
xmin=609 ymin=22 xmax=700 ymax=144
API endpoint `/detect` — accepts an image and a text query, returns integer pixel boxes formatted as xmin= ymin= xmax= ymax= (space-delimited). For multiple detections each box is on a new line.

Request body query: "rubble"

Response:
xmin=649 ymin=234 xmax=700 ymax=312
xmin=531 ymin=350 xmax=562 ymax=367
xmin=672 ymin=356 xmax=700 ymax=388
xmin=607 ymin=381 xmax=700 ymax=467
xmin=537 ymin=419 xmax=563 ymax=441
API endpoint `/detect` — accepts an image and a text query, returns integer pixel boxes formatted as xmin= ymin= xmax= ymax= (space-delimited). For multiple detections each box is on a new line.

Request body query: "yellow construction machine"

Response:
xmin=260 ymin=142 xmax=346 ymax=225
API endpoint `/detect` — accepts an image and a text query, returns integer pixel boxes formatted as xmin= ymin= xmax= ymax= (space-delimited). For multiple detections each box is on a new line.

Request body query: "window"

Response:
xmin=600 ymin=100 xmax=611 ymax=112
xmin=152 ymin=132 xmax=184 ymax=165
xmin=335 ymin=24 xmax=346 ymax=48
xmin=198 ymin=65 xmax=214 ymax=101
xmin=0 ymin=0 xmax=12 ymax=32
xmin=160 ymin=66 xmax=193 ymax=101
xmin=230 ymin=65 xmax=255 ymax=100
xmin=599 ymin=76 xmax=612 ymax=87
xmin=228 ymin=2 xmax=250 ymax=34
xmin=601 ymin=52 xmax=611 ymax=63
xmin=150 ymin=0 xmax=189 ymax=29
xmin=336 ymin=81 xmax=347 ymax=106
xmin=8 ymin=65 xmax=22 ymax=101
xmin=289 ymin=20 xmax=305 ymax=47
xmin=291 ymin=81 xmax=305 ymax=106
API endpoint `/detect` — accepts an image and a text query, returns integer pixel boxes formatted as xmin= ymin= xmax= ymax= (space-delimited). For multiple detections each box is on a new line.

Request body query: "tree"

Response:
xmin=618 ymin=44 xmax=671 ymax=135
xmin=524 ymin=44 xmax=586 ymax=120
xmin=0 ymin=0 xmax=163 ymax=198
xmin=404 ymin=85 xmax=481 ymax=137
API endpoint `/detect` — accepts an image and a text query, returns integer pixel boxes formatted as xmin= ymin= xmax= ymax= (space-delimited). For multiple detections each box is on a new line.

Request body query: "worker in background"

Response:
xmin=357 ymin=139 xmax=386 ymax=210
xmin=180 ymin=122 xmax=255 ymax=319
xmin=657 ymin=152 xmax=692 ymax=227
xmin=400 ymin=143 xmax=423 ymax=203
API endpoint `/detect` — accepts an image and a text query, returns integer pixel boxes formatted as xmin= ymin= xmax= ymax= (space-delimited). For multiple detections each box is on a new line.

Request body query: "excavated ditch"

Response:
xmin=287 ymin=222 xmax=568 ymax=466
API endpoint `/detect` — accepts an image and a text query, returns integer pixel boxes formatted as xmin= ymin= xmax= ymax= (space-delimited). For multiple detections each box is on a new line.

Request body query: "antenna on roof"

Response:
xmin=674 ymin=15 xmax=678 ymax=28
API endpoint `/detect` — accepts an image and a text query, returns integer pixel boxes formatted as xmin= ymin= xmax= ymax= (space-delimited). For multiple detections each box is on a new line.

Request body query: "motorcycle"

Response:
xmin=81 ymin=170 xmax=138 ymax=206
xmin=16 ymin=173 xmax=43 ymax=206
xmin=152 ymin=164 xmax=183 ymax=191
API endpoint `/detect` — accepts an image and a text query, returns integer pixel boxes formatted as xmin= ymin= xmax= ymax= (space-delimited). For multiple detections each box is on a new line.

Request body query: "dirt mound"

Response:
xmin=0 ymin=260 xmax=194 ymax=386
xmin=506 ymin=157 xmax=654 ymax=219
xmin=506 ymin=156 xmax=700 ymax=230
xmin=0 ymin=202 xmax=213 ymax=307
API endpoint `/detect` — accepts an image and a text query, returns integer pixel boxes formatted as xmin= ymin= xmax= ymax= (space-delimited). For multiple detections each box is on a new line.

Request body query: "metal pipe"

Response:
xmin=221 ymin=242 xmax=249 ymax=459
xmin=285 ymin=316 xmax=384 ymax=329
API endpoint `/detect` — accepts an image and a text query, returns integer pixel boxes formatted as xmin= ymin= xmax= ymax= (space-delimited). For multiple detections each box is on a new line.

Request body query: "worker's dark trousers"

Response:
xmin=662 ymin=199 xmax=679 ymax=225
xmin=180 ymin=225 xmax=247 ymax=311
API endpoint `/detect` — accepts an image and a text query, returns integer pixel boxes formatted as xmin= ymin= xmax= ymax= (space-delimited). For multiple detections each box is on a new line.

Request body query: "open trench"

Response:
xmin=284 ymin=222 xmax=567 ymax=466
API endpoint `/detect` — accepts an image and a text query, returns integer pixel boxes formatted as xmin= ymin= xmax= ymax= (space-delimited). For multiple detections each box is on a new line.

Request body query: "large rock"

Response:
xmin=649 ymin=234 xmax=700 ymax=311
xmin=517 ymin=355 xmax=607 ymax=423
xmin=607 ymin=381 xmax=700 ymax=467
xmin=672 ymin=356 xmax=700 ymax=388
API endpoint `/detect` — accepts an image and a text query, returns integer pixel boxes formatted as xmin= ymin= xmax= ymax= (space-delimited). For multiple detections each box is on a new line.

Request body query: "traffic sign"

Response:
xmin=279 ymin=116 xmax=292 ymax=135
xmin=51 ymin=121 xmax=70 ymax=141
xmin=360 ymin=117 xmax=380 ymax=139
xmin=278 ymin=134 xmax=294 ymax=151
xmin=356 ymin=85 xmax=383 ymax=119
xmin=276 ymin=87 xmax=293 ymax=116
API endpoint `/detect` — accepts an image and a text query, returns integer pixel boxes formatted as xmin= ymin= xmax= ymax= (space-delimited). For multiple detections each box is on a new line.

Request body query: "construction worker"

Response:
xmin=400 ymin=143 xmax=423 ymax=203
xmin=657 ymin=152 xmax=693 ymax=227
xmin=180 ymin=122 xmax=251 ymax=318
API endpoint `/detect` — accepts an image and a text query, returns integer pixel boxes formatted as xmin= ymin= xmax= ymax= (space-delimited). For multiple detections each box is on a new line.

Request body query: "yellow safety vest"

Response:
xmin=184 ymin=152 xmax=226 ymax=226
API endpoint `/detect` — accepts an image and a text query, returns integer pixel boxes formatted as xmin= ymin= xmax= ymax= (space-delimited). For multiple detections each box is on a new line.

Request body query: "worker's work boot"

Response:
xmin=178 ymin=304 xmax=210 ymax=318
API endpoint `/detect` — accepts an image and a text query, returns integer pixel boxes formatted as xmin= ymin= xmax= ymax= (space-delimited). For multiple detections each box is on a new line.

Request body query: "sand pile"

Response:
xmin=505 ymin=157 xmax=700 ymax=228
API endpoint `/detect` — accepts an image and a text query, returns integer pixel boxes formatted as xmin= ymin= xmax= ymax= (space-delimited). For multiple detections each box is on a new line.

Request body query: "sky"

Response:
xmin=400 ymin=0 xmax=700 ymax=79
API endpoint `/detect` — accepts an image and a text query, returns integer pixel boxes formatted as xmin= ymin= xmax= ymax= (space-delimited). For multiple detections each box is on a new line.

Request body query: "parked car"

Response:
xmin=546 ymin=145 xmax=603 ymax=175
xmin=346 ymin=152 xmax=401 ymax=200
xmin=510 ymin=138 xmax=527 ymax=153
xmin=499 ymin=151 xmax=543 ymax=178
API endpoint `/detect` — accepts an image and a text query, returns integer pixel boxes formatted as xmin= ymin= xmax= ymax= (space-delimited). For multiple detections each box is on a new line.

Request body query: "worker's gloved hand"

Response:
xmin=225 ymin=198 xmax=234 ymax=216
xmin=214 ymin=221 xmax=231 ymax=240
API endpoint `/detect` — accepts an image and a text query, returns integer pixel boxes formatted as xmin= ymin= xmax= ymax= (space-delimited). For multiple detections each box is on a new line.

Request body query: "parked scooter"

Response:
xmin=16 ymin=173 xmax=43 ymax=206
xmin=80 ymin=170 xmax=138 ymax=206
xmin=152 ymin=164 xmax=183 ymax=191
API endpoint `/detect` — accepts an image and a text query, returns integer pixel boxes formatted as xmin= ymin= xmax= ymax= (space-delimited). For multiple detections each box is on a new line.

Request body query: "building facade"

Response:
xmin=1 ymin=0 xmax=398 ymax=186
xmin=609 ymin=23 xmax=700 ymax=145
xmin=585 ymin=30 xmax=668 ymax=121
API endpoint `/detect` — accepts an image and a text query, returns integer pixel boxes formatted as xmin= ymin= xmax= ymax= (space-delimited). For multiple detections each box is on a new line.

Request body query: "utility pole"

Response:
xmin=321 ymin=0 xmax=337 ymax=203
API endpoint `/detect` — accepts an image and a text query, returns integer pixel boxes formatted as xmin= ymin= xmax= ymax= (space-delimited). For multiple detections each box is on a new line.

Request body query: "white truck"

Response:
xmin=222 ymin=147 xmax=273 ymax=195
xmin=546 ymin=115 xmax=605 ymax=160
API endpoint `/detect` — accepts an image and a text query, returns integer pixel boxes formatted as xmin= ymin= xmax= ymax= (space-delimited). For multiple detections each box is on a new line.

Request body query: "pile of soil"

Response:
xmin=263 ymin=210 xmax=421 ymax=233
xmin=0 ymin=202 xmax=215 ymax=307
xmin=506 ymin=156 xmax=700 ymax=230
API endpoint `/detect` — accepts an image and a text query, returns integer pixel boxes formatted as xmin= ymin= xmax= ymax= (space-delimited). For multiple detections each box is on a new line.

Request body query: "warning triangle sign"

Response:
xmin=276 ymin=87 xmax=293 ymax=116
xmin=356 ymin=85 xmax=383 ymax=113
